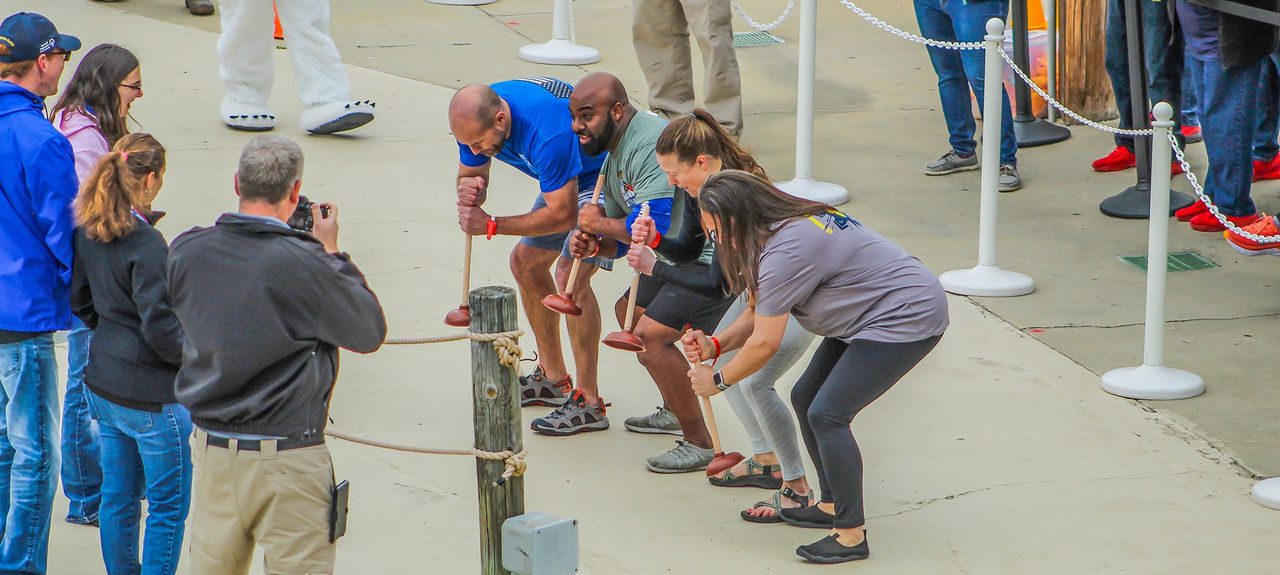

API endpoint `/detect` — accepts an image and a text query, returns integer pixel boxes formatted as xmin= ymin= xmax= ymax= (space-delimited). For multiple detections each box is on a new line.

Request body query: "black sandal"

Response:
xmin=740 ymin=487 xmax=814 ymax=524
xmin=708 ymin=458 xmax=783 ymax=489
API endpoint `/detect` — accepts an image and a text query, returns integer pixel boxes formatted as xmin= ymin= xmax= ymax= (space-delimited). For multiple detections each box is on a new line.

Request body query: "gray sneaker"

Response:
xmin=999 ymin=164 xmax=1023 ymax=192
xmin=623 ymin=406 xmax=682 ymax=436
xmin=924 ymin=150 xmax=979 ymax=176
xmin=530 ymin=390 xmax=610 ymax=436
xmin=519 ymin=365 xmax=572 ymax=407
xmin=645 ymin=440 xmax=714 ymax=474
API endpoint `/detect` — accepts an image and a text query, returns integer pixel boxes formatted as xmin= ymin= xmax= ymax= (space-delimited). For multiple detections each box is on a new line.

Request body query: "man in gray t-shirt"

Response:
xmin=755 ymin=210 xmax=949 ymax=343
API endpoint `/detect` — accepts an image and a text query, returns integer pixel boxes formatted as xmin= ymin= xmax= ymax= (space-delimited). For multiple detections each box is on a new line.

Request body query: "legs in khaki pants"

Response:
xmin=632 ymin=0 xmax=744 ymax=137
xmin=188 ymin=430 xmax=336 ymax=575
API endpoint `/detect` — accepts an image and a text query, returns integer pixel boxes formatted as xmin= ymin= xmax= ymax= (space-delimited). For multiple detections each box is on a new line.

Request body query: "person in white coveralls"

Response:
xmin=216 ymin=0 xmax=375 ymax=135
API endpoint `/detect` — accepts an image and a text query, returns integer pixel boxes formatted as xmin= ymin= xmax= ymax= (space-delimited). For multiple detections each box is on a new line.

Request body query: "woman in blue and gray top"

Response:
xmin=628 ymin=110 xmax=817 ymax=524
xmin=682 ymin=171 xmax=949 ymax=564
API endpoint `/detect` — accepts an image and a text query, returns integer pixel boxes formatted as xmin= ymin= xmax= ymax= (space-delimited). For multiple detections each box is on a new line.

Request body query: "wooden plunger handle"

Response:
xmin=700 ymin=395 xmax=724 ymax=453
xmin=459 ymin=234 xmax=473 ymax=307
xmin=562 ymin=175 xmax=607 ymax=297
xmin=620 ymin=202 xmax=651 ymax=331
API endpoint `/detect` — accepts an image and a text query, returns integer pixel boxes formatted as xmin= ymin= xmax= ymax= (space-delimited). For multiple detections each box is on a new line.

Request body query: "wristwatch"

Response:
xmin=713 ymin=371 xmax=729 ymax=392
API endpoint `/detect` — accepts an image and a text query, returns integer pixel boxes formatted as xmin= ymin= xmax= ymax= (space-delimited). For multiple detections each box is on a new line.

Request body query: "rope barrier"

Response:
xmin=326 ymin=429 xmax=528 ymax=486
xmin=731 ymin=0 xmax=796 ymax=32
xmin=334 ymin=327 xmax=528 ymax=484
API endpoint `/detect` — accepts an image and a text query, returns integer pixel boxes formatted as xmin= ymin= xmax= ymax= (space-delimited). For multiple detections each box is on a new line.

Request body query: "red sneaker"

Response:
xmin=1188 ymin=211 xmax=1260 ymax=233
xmin=1092 ymin=146 xmax=1136 ymax=172
xmin=1181 ymin=125 xmax=1202 ymax=144
xmin=1170 ymin=162 xmax=1184 ymax=176
xmin=1224 ymin=215 xmax=1280 ymax=256
xmin=1175 ymin=199 xmax=1208 ymax=222
xmin=1254 ymin=153 xmax=1280 ymax=182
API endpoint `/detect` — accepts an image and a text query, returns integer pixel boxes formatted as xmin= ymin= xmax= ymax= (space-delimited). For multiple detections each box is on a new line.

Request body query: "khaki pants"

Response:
xmin=632 ymin=0 xmax=744 ymax=137
xmin=188 ymin=429 xmax=336 ymax=575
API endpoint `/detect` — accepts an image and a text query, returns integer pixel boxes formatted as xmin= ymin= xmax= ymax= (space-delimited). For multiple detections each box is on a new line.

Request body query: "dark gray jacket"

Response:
xmin=167 ymin=213 xmax=386 ymax=438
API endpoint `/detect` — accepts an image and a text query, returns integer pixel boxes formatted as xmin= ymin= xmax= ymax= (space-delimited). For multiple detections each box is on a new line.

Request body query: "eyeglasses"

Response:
xmin=120 ymin=82 xmax=142 ymax=92
xmin=46 ymin=51 xmax=71 ymax=62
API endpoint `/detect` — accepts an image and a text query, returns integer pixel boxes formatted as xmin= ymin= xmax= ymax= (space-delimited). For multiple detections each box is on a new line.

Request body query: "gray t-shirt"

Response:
xmin=755 ymin=211 xmax=949 ymax=343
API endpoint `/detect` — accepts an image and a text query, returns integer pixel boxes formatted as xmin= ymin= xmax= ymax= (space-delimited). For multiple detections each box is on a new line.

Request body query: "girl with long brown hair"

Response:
xmin=70 ymin=133 xmax=192 ymax=575
xmin=626 ymin=109 xmax=817 ymax=523
xmin=682 ymin=171 xmax=949 ymax=564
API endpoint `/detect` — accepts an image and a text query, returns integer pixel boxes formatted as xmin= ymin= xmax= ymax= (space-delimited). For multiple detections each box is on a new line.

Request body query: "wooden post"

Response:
xmin=1059 ymin=0 xmax=1117 ymax=122
xmin=469 ymin=286 xmax=524 ymax=575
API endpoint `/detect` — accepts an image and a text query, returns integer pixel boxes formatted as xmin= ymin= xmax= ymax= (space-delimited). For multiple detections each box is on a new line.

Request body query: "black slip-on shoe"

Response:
xmin=796 ymin=534 xmax=870 ymax=564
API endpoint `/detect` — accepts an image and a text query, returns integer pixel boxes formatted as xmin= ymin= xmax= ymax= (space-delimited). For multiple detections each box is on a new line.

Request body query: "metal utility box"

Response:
xmin=501 ymin=512 xmax=579 ymax=575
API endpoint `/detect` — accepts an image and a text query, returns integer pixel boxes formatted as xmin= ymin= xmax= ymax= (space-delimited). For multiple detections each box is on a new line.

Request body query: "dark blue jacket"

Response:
xmin=0 ymin=81 xmax=78 ymax=333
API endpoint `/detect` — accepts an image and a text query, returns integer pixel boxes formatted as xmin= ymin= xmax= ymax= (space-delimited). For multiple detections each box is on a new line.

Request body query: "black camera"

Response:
xmin=288 ymin=195 xmax=330 ymax=232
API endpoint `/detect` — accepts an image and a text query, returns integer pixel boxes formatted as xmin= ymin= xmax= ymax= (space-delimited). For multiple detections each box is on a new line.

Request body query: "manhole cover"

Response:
xmin=1117 ymin=251 xmax=1218 ymax=272
xmin=733 ymin=31 xmax=784 ymax=47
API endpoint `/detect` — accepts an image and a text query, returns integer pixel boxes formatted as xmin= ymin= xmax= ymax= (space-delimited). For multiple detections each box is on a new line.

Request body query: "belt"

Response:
xmin=203 ymin=432 xmax=324 ymax=452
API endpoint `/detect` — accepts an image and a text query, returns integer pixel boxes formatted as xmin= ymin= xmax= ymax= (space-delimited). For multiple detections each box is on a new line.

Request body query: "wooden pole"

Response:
xmin=1059 ymin=0 xmax=1117 ymax=122
xmin=470 ymin=286 xmax=524 ymax=575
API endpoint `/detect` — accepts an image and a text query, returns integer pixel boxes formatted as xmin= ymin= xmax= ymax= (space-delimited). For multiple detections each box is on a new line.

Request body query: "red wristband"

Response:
xmin=648 ymin=232 xmax=662 ymax=249
xmin=711 ymin=336 xmax=721 ymax=359
xmin=588 ymin=242 xmax=600 ymax=258
xmin=485 ymin=216 xmax=497 ymax=240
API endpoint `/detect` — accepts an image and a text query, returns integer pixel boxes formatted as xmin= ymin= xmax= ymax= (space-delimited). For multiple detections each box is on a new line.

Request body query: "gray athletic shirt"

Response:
xmin=755 ymin=211 xmax=949 ymax=343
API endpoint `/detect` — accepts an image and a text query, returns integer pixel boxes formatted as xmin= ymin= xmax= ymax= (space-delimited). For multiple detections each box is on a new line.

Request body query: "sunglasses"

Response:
xmin=46 ymin=51 xmax=71 ymax=62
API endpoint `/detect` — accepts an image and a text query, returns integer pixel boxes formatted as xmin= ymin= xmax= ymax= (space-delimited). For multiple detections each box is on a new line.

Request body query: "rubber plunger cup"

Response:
xmin=543 ymin=176 xmax=604 ymax=316
xmin=602 ymin=330 xmax=645 ymax=352
xmin=444 ymin=306 xmax=471 ymax=327
xmin=700 ymin=395 xmax=745 ymax=477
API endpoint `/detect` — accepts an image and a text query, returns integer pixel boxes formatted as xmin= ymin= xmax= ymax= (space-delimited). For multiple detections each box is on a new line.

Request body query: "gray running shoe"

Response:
xmin=530 ymin=390 xmax=610 ymax=436
xmin=623 ymin=406 xmax=682 ymax=436
xmin=645 ymin=440 xmax=714 ymax=474
xmin=998 ymin=164 xmax=1023 ymax=192
xmin=924 ymin=150 xmax=979 ymax=176
xmin=519 ymin=365 xmax=572 ymax=407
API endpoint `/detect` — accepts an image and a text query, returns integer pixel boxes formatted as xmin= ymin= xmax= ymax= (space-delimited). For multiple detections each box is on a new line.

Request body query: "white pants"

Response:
xmin=217 ymin=0 xmax=351 ymax=108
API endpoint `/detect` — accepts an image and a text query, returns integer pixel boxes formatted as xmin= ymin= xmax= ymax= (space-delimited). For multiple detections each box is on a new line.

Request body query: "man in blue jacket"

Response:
xmin=0 ymin=12 xmax=80 ymax=574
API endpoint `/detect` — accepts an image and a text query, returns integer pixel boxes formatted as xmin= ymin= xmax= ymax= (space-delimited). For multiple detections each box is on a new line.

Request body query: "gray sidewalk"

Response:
xmin=8 ymin=0 xmax=1280 ymax=572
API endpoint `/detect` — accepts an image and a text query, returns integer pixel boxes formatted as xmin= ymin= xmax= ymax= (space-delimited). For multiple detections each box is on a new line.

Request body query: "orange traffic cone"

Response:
xmin=273 ymin=3 xmax=284 ymax=40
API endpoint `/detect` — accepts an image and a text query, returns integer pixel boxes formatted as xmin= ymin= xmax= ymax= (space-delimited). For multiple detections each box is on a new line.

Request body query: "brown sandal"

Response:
xmin=708 ymin=458 xmax=782 ymax=489
xmin=740 ymin=487 xmax=814 ymax=524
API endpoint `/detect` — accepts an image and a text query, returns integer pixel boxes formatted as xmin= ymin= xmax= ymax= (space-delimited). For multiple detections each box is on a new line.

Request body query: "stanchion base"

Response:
xmin=518 ymin=40 xmax=601 ymax=65
xmin=1101 ymin=364 xmax=1204 ymax=400
xmin=1100 ymin=185 xmax=1196 ymax=219
xmin=1013 ymin=117 xmax=1072 ymax=147
xmin=426 ymin=0 xmax=496 ymax=5
xmin=776 ymin=178 xmax=849 ymax=206
xmin=1252 ymin=478 xmax=1280 ymax=511
xmin=939 ymin=265 xmax=1035 ymax=297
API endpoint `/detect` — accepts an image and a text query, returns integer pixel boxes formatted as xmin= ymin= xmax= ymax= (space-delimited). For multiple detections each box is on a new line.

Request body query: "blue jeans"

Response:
xmin=1105 ymin=0 xmax=1184 ymax=148
xmin=87 ymin=391 xmax=192 ymax=575
xmin=0 ymin=335 xmax=60 ymax=574
xmin=1181 ymin=45 xmax=1199 ymax=127
xmin=1193 ymin=55 xmax=1264 ymax=216
xmin=1252 ymin=52 xmax=1280 ymax=162
xmin=913 ymin=0 xmax=1018 ymax=166
xmin=61 ymin=318 xmax=101 ymax=524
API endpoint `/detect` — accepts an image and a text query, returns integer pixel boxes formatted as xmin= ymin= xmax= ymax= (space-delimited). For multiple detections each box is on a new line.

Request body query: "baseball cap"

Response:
xmin=0 ymin=12 xmax=81 ymax=63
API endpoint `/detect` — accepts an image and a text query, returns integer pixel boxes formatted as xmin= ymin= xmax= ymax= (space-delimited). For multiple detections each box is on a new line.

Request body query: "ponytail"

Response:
xmin=656 ymin=109 xmax=769 ymax=182
xmin=75 ymin=133 xmax=167 ymax=243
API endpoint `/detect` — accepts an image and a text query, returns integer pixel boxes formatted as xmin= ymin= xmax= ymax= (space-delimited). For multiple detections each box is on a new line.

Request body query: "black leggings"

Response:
xmin=790 ymin=335 xmax=943 ymax=528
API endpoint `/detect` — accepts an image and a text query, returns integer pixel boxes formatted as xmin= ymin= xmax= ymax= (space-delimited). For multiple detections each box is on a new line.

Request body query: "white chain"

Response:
xmin=1169 ymin=134 xmax=1280 ymax=243
xmin=838 ymin=0 xmax=982 ymax=50
xmin=996 ymin=47 xmax=1154 ymax=136
xmin=731 ymin=0 xmax=796 ymax=32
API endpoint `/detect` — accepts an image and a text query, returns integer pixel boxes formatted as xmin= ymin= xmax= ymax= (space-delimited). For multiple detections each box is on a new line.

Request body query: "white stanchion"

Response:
xmin=518 ymin=0 xmax=600 ymax=65
xmin=938 ymin=19 xmax=1035 ymax=297
xmin=1100 ymin=102 xmax=1205 ymax=400
xmin=776 ymin=0 xmax=849 ymax=205
xmin=1253 ymin=478 xmax=1280 ymax=510
xmin=1043 ymin=0 xmax=1057 ymax=124
xmin=427 ymin=0 xmax=496 ymax=5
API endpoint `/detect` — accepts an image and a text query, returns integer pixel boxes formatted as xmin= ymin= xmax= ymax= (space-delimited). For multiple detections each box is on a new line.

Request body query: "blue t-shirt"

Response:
xmin=457 ymin=78 xmax=605 ymax=193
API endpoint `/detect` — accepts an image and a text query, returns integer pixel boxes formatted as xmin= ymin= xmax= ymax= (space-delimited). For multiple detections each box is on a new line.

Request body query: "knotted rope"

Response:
xmin=385 ymin=329 xmax=524 ymax=368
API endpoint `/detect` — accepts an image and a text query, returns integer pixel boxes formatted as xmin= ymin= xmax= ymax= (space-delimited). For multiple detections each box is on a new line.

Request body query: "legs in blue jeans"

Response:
xmin=88 ymin=391 xmax=192 ymax=575
xmin=913 ymin=0 xmax=1017 ymax=166
xmin=790 ymin=336 xmax=942 ymax=529
xmin=62 ymin=318 xmax=101 ymax=524
xmin=0 ymin=335 xmax=60 ymax=574
xmin=1197 ymin=56 xmax=1263 ymax=216
xmin=1252 ymin=52 xmax=1280 ymax=162
xmin=1105 ymin=0 xmax=1184 ymax=149
xmin=1181 ymin=45 xmax=1199 ymax=127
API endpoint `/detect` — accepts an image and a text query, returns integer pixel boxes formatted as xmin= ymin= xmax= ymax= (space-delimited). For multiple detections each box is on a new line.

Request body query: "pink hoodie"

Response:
xmin=52 ymin=108 xmax=110 ymax=186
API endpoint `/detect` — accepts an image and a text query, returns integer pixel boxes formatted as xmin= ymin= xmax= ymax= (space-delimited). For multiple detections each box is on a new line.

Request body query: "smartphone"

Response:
xmin=330 ymin=480 xmax=349 ymax=543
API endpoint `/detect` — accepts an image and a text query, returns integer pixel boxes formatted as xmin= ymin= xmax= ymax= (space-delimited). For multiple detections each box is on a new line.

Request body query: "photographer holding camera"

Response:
xmin=167 ymin=135 xmax=386 ymax=574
